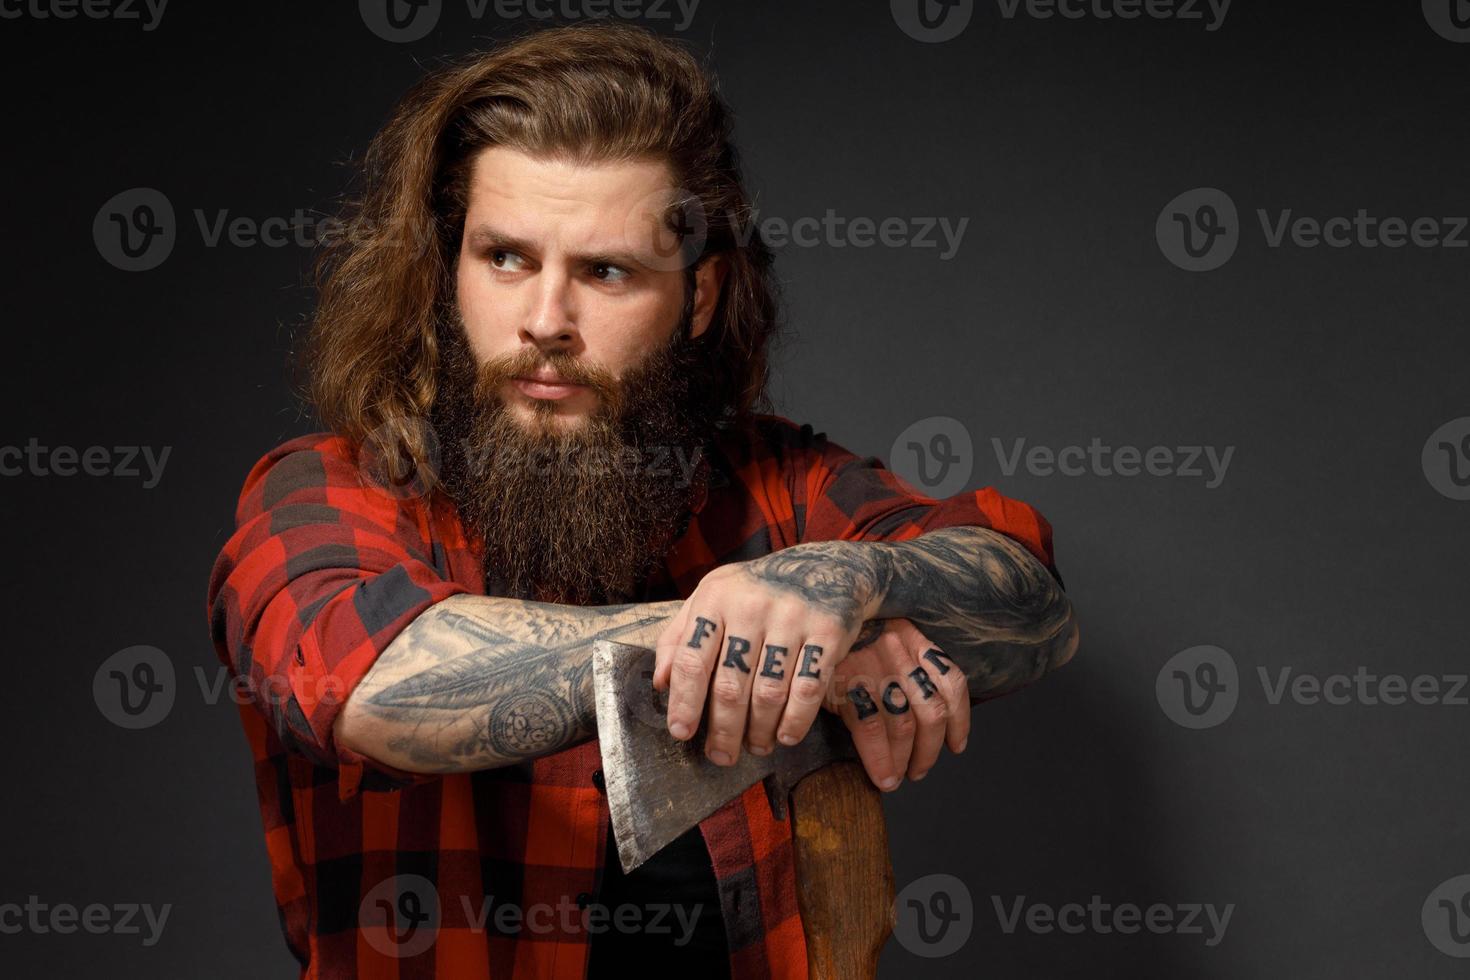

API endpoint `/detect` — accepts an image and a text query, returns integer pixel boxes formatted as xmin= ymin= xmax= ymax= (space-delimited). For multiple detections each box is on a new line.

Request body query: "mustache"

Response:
xmin=474 ymin=349 xmax=614 ymax=397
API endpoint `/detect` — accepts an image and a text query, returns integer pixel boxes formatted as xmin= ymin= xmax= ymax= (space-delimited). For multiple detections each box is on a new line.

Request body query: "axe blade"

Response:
xmin=591 ymin=639 xmax=855 ymax=874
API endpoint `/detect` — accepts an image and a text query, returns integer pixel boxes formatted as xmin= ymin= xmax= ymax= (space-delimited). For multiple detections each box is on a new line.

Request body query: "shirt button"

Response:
xmin=591 ymin=769 xmax=605 ymax=792
xmin=576 ymin=892 xmax=592 ymax=909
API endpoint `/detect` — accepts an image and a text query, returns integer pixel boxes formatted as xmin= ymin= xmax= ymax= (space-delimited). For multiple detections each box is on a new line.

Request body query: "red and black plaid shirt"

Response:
xmin=206 ymin=412 xmax=1058 ymax=979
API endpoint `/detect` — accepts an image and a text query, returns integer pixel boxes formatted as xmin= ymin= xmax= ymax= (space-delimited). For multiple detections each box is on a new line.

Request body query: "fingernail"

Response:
xmin=880 ymin=776 xmax=900 ymax=791
xmin=958 ymin=737 xmax=967 ymax=753
xmin=748 ymin=744 xmax=771 ymax=756
xmin=709 ymin=749 xmax=731 ymax=766
xmin=913 ymin=770 xmax=928 ymax=781
xmin=670 ymin=721 xmax=690 ymax=739
xmin=778 ymin=732 xmax=798 ymax=746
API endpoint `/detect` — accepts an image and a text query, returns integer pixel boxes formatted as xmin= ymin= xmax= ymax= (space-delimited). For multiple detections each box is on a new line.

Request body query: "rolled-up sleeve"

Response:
xmin=205 ymin=434 xmax=468 ymax=799
xmin=782 ymin=419 xmax=1061 ymax=583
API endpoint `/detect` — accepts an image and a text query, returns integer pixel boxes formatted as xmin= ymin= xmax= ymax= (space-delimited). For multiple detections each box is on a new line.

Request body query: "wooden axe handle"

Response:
xmin=790 ymin=760 xmax=894 ymax=979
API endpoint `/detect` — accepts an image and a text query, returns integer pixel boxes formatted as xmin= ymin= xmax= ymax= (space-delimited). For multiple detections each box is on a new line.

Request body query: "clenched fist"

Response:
xmin=651 ymin=542 xmax=969 ymax=790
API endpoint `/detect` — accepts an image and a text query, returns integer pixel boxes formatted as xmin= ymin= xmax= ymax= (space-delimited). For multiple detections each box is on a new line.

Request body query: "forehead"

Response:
xmin=463 ymin=146 xmax=676 ymax=246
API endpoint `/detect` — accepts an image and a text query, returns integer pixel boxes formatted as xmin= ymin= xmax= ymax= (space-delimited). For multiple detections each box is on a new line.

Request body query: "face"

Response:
xmin=435 ymin=146 xmax=730 ymax=604
xmin=454 ymin=146 xmax=725 ymax=432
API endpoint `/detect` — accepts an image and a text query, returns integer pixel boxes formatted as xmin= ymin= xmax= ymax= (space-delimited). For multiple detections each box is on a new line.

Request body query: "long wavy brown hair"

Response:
xmin=302 ymin=23 xmax=781 ymax=484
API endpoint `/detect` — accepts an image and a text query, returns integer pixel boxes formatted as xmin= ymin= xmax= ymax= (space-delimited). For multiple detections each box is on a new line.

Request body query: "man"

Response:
xmin=206 ymin=23 xmax=1079 ymax=979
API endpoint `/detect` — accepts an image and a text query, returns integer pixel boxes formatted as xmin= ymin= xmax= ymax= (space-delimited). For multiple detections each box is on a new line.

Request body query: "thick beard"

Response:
xmin=431 ymin=304 xmax=724 ymax=606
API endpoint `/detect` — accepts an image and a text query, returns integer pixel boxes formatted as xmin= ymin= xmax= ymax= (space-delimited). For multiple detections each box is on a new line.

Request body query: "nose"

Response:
xmin=521 ymin=266 xmax=579 ymax=351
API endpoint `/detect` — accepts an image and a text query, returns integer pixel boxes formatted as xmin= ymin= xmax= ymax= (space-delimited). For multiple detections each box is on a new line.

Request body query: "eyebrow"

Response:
xmin=464 ymin=223 xmax=650 ymax=270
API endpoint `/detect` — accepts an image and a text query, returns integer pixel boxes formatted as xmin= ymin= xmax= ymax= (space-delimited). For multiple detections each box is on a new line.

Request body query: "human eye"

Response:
xmin=489 ymin=248 xmax=527 ymax=271
xmin=589 ymin=261 xmax=631 ymax=283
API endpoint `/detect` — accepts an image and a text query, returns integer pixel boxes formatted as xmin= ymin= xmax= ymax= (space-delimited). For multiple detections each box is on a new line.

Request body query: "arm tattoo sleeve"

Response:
xmin=731 ymin=525 xmax=1076 ymax=704
xmin=344 ymin=595 xmax=682 ymax=773
xmin=867 ymin=525 xmax=1079 ymax=703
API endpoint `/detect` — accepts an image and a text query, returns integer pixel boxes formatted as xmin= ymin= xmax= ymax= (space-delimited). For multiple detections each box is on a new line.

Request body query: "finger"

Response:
xmin=875 ymin=663 xmax=917 ymax=785
xmin=837 ymin=670 xmax=901 ymax=792
xmin=918 ymin=643 xmax=970 ymax=754
xmin=652 ymin=600 xmax=690 ymax=692
xmin=744 ymin=625 xmax=799 ymax=756
xmin=774 ymin=630 xmax=843 ymax=747
xmin=820 ymin=655 xmax=860 ymax=716
xmin=663 ymin=609 xmax=725 ymax=740
xmin=890 ymin=632 xmax=948 ymax=781
xmin=655 ymin=605 xmax=723 ymax=690
xmin=702 ymin=621 xmax=760 ymax=766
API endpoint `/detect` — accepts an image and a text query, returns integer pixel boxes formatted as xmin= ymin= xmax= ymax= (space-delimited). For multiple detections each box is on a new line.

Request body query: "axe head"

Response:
xmin=591 ymin=638 xmax=856 ymax=874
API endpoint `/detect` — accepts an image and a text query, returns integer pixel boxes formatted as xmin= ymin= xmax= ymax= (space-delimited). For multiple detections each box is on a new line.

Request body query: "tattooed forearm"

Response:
xmin=736 ymin=541 xmax=888 ymax=631
xmin=722 ymin=526 xmax=1075 ymax=705
xmin=867 ymin=525 xmax=1079 ymax=702
xmin=335 ymin=595 xmax=682 ymax=773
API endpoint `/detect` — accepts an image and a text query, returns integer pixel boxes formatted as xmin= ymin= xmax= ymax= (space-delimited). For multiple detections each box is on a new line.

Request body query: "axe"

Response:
xmin=592 ymin=639 xmax=895 ymax=979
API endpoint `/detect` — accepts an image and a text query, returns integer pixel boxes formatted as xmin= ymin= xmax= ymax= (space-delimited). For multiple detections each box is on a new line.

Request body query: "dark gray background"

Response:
xmin=2 ymin=0 xmax=1467 ymax=976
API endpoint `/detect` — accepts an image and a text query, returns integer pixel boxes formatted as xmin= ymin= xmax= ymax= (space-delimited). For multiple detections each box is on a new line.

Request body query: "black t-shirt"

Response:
xmin=585 ymin=820 xmax=732 ymax=976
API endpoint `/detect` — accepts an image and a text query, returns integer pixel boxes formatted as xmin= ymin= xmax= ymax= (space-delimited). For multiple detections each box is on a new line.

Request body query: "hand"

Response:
xmin=824 ymin=617 xmax=970 ymax=791
xmin=651 ymin=543 xmax=885 ymax=765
